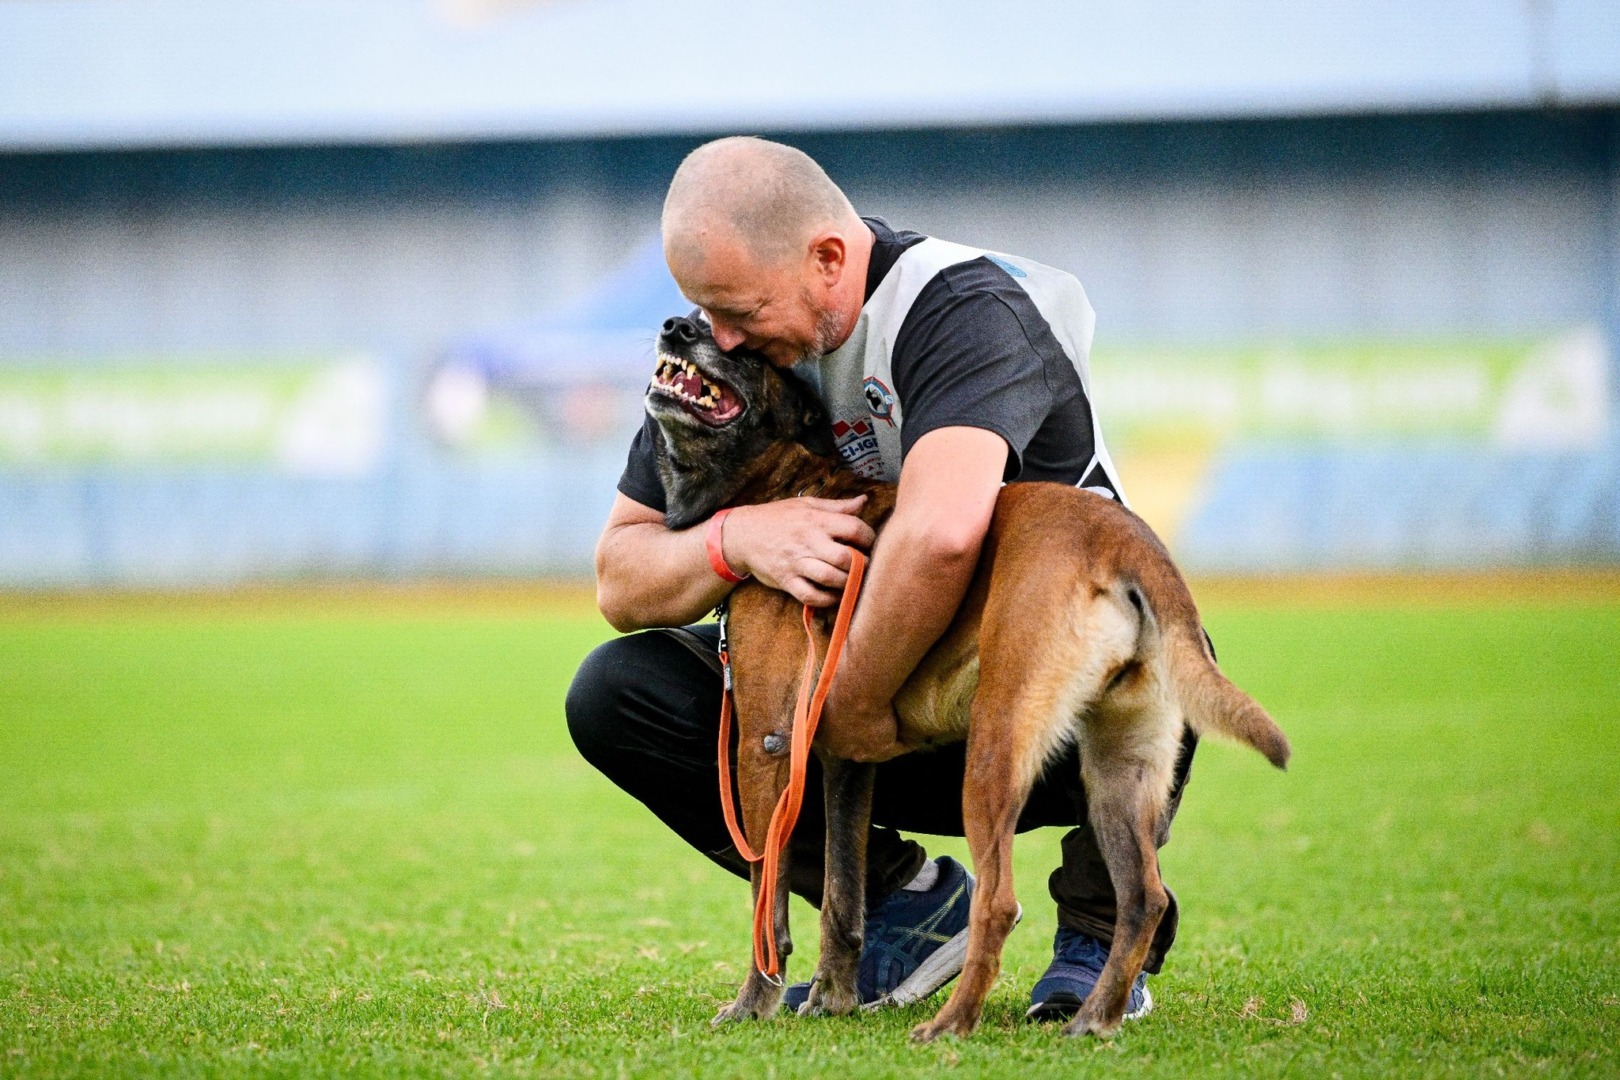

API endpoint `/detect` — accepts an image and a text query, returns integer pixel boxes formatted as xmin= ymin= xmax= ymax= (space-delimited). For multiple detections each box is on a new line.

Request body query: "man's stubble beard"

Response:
xmin=797 ymin=291 xmax=848 ymax=365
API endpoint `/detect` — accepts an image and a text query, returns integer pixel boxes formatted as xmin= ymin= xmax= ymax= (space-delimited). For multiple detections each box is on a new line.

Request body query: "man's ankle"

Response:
xmin=901 ymin=857 xmax=940 ymax=892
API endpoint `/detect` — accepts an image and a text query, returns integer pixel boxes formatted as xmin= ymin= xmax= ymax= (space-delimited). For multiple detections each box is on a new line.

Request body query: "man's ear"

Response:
xmin=807 ymin=232 xmax=847 ymax=287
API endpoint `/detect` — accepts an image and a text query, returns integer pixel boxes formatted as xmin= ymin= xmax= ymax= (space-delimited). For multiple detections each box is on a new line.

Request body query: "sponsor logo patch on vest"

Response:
xmin=832 ymin=417 xmax=885 ymax=478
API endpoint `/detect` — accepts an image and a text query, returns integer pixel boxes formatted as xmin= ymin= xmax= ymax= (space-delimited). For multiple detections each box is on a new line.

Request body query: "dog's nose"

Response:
xmin=660 ymin=316 xmax=701 ymax=347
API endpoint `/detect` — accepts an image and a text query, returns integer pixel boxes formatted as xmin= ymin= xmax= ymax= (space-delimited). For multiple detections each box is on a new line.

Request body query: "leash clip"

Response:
xmin=714 ymin=599 xmax=734 ymax=692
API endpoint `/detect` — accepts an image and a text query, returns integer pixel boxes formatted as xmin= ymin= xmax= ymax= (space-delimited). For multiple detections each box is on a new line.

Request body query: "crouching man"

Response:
xmin=567 ymin=136 xmax=1196 ymax=1019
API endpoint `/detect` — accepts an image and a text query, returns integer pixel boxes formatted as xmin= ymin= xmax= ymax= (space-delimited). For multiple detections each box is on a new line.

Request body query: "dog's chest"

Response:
xmin=894 ymin=638 xmax=979 ymax=746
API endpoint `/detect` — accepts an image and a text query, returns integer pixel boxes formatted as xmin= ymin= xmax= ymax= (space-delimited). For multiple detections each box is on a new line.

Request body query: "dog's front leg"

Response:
xmin=712 ymin=856 xmax=792 ymax=1025
xmin=803 ymin=755 xmax=875 ymax=1016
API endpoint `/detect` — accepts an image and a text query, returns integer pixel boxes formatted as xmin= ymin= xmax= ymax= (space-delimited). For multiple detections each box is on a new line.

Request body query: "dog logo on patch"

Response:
xmin=832 ymin=417 xmax=885 ymax=478
xmin=862 ymin=376 xmax=896 ymax=427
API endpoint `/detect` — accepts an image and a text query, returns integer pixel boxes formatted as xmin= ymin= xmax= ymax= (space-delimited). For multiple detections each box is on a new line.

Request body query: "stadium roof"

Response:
xmin=2 ymin=0 xmax=1618 ymax=153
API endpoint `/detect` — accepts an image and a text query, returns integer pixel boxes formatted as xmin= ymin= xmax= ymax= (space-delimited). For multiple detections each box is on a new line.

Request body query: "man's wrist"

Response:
xmin=705 ymin=507 xmax=750 ymax=583
xmin=721 ymin=504 xmax=752 ymax=578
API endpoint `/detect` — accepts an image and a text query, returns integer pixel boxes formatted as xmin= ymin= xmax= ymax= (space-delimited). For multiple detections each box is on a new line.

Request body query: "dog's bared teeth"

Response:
xmin=698 ymin=395 xmax=714 ymax=407
xmin=654 ymin=354 xmax=691 ymax=386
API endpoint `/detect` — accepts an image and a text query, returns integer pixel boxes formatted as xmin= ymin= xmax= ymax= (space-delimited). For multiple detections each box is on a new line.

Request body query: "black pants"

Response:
xmin=565 ymin=623 xmax=1198 ymax=974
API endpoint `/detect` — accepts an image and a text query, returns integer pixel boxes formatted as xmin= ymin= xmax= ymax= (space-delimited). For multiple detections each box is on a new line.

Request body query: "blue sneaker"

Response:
xmin=1026 ymin=927 xmax=1152 ymax=1022
xmin=784 ymin=856 xmax=999 ymax=1012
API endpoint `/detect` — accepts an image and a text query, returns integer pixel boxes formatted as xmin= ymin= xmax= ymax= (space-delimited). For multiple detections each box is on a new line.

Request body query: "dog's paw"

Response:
xmin=1061 ymin=1007 xmax=1122 ymax=1039
xmin=799 ymin=980 xmax=858 ymax=1018
xmin=910 ymin=1008 xmax=978 ymax=1043
xmin=711 ymin=996 xmax=779 ymax=1026
xmin=710 ymin=1001 xmax=754 ymax=1026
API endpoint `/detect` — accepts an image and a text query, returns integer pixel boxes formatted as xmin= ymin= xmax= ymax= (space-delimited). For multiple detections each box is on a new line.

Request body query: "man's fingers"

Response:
xmin=819 ymin=512 xmax=876 ymax=550
xmin=812 ymin=539 xmax=854 ymax=572
xmin=789 ymin=578 xmax=840 ymax=608
xmin=796 ymin=556 xmax=850 ymax=591
xmin=801 ymin=494 xmax=867 ymax=514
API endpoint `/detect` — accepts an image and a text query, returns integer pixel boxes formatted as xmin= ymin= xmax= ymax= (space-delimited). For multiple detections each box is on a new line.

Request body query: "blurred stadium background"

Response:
xmin=1 ymin=0 xmax=1618 ymax=586
xmin=5 ymin=8 xmax=1620 ymax=1076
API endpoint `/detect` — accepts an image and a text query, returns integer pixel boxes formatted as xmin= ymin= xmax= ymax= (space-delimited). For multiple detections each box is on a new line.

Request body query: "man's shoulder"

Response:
xmin=888 ymin=246 xmax=1087 ymax=382
xmin=900 ymin=249 xmax=1049 ymax=329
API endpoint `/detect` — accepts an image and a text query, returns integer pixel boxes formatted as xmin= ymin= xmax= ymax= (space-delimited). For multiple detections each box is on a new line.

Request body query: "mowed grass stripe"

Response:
xmin=1 ymin=596 xmax=1616 ymax=1077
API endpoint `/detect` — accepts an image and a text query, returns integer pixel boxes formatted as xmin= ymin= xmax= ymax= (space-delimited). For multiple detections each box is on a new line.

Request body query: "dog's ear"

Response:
xmin=788 ymin=375 xmax=836 ymax=457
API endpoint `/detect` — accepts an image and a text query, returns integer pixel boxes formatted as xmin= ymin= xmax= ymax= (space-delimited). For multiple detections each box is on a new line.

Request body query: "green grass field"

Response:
xmin=2 ymin=585 xmax=1617 ymax=1077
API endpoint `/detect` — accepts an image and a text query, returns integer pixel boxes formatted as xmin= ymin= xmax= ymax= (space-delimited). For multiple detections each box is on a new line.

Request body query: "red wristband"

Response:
xmin=706 ymin=508 xmax=750 ymax=584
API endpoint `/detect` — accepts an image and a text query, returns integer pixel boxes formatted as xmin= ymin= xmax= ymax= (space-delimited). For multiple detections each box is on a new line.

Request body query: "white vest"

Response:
xmin=799 ymin=238 xmax=1127 ymax=506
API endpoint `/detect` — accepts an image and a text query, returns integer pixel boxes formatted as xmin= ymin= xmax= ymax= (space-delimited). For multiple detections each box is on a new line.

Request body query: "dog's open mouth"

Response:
xmin=650 ymin=352 xmax=745 ymax=426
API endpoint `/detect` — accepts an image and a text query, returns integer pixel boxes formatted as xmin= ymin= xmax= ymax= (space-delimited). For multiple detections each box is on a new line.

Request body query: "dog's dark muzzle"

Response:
xmin=650 ymin=317 xmax=746 ymax=427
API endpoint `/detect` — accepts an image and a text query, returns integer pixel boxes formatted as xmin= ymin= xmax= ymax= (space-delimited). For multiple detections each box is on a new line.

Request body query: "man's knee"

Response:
xmin=564 ymin=635 xmax=638 ymax=769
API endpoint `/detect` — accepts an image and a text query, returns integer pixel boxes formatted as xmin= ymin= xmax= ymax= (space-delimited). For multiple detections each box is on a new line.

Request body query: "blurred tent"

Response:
xmin=422 ymin=234 xmax=684 ymax=450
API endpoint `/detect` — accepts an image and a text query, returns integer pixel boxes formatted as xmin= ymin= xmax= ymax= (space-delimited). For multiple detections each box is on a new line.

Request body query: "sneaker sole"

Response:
xmin=863 ymin=903 xmax=1022 ymax=1010
xmin=1024 ymin=983 xmax=1154 ymax=1023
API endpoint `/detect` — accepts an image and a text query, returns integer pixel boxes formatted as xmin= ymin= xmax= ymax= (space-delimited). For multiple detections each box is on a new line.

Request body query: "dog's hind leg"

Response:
xmin=910 ymin=690 xmax=1054 ymax=1042
xmin=803 ymin=755 xmax=875 ymax=1016
xmin=1062 ymin=714 xmax=1176 ymax=1038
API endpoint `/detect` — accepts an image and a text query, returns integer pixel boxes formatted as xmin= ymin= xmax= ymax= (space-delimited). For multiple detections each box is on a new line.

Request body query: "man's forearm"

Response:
xmin=825 ymin=426 xmax=1007 ymax=722
xmin=832 ymin=515 xmax=984 ymax=716
xmin=595 ymin=520 xmax=731 ymax=632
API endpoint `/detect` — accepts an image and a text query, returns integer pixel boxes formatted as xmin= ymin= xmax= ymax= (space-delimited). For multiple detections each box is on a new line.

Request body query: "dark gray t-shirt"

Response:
xmin=617 ymin=217 xmax=1115 ymax=511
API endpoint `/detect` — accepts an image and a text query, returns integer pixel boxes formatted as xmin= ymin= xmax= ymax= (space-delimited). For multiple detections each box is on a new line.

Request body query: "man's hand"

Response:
xmin=724 ymin=496 xmax=875 ymax=607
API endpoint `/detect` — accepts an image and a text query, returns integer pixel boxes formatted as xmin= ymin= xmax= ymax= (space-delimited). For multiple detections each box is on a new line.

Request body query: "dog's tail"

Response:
xmin=1124 ymin=579 xmax=1291 ymax=770
xmin=1171 ymin=629 xmax=1290 ymax=769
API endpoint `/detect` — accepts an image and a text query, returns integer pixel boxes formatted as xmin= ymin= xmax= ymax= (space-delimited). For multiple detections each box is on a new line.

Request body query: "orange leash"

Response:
xmin=716 ymin=547 xmax=867 ymax=979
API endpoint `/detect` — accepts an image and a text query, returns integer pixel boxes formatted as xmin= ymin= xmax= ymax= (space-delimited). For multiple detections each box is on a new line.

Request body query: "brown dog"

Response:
xmin=644 ymin=321 xmax=1290 ymax=1041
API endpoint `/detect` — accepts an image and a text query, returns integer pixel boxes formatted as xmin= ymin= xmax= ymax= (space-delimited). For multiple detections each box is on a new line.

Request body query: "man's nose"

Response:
xmin=707 ymin=320 xmax=746 ymax=351
xmin=659 ymin=316 xmax=701 ymax=348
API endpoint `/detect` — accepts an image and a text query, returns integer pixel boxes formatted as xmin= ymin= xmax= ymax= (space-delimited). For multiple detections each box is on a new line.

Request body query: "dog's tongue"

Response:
xmin=653 ymin=353 xmax=743 ymax=423
xmin=672 ymin=367 xmax=703 ymax=399
xmin=710 ymin=381 xmax=743 ymax=422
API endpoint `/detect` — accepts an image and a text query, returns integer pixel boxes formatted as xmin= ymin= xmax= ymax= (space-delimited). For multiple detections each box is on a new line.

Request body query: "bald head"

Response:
xmin=660 ymin=138 xmax=872 ymax=366
xmin=662 ymin=137 xmax=859 ymax=269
